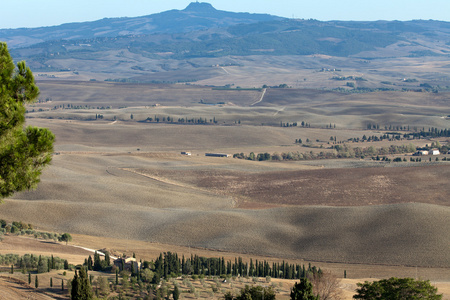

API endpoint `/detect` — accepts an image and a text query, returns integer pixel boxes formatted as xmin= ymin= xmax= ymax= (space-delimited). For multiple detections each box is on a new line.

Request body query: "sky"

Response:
xmin=1 ymin=0 xmax=450 ymax=29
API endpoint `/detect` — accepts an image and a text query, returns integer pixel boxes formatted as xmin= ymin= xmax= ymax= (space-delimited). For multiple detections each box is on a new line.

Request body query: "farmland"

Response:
xmin=0 ymin=81 xmax=448 ymax=274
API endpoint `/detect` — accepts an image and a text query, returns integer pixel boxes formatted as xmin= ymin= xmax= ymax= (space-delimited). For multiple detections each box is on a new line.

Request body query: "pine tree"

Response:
xmin=0 ymin=42 xmax=55 ymax=201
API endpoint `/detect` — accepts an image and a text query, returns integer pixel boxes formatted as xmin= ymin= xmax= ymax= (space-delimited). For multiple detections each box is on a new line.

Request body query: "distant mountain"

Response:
xmin=0 ymin=2 xmax=283 ymax=48
xmin=10 ymin=18 xmax=450 ymax=62
xmin=2 ymin=2 xmax=450 ymax=85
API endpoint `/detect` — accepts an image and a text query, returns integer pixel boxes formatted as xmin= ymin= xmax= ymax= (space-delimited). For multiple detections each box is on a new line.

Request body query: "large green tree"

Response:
xmin=59 ymin=233 xmax=73 ymax=245
xmin=353 ymin=277 xmax=442 ymax=300
xmin=0 ymin=42 xmax=54 ymax=201
xmin=290 ymin=278 xmax=320 ymax=300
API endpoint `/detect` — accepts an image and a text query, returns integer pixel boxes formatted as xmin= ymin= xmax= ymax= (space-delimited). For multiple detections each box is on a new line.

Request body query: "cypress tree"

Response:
xmin=71 ymin=267 xmax=93 ymax=300
xmin=87 ymin=255 xmax=93 ymax=270
xmin=181 ymin=255 xmax=185 ymax=274
xmin=93 ymin=251 xmax=101 ymax=271
xmin=50 ymin=277 xmax=53 ymax=287
xmin=105 ymin=251 xmax=110 ymax=266
xmin=221 ymin=257 xmax=225 ymax=275
xmin=28 ymin=273 xmax=31 ymax=284
xmin=173 ymin=284 xmax=180 ymax=300
xmin=238 ymin=257 xmax=243 ymax=277
xmin=71 ymin=270 xmax=80 ymax=298
xmin=163 ymin=258 xmax=168 ymax=278
xmin=35 ymin=275 xmax=39 ymax=288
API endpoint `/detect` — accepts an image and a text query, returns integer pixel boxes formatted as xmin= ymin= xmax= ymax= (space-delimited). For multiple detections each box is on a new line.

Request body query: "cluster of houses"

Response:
xmin=181 ymin=152 xmax=232 ymax=158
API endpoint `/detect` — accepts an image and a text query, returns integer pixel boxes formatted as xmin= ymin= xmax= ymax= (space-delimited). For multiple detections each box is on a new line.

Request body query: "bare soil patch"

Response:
xmin=131 ymin=164 xmax=449 ymax=207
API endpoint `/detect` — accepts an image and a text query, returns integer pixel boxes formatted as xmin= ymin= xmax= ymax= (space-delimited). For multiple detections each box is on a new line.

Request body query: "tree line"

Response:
xmin=148 ymin=252 xmax=322 ymax=281
xmin=72 ymin=250 xmax=442 ymax=300
xmin=233 ymin=143 xmax=419 ymax=162
xmin=0 ymin=219 xmax=71 ymax=244
xmin=142 ymin=115 xmax=218 ymax=124
xmin=81 ymin=250 xmax=322 ymax=282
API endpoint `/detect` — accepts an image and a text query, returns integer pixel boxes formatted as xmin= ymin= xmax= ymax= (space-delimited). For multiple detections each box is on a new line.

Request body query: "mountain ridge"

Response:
xmin=0 ymin=2 xmax=283 ymax=49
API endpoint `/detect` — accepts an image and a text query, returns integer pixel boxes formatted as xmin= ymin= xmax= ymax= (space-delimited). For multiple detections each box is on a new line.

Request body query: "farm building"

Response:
xmin=431 ymin=149 xmax=440 ymax=155
xmin=205 ymin=153 xmax=232 ymax=158
xmin=113 ymin=257 xmax=141 ymax=273
xmin=418 ymin=150 xmax=429 ymax=155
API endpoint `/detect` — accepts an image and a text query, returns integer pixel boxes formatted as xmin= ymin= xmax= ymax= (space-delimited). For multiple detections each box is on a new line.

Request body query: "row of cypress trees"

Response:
xmin=151 ymin=252 xmax=321 ymax=280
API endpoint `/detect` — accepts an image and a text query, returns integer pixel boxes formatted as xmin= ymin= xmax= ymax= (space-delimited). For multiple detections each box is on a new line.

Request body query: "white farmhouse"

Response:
xmin=431 ymin=149 xmax=440 ymax=155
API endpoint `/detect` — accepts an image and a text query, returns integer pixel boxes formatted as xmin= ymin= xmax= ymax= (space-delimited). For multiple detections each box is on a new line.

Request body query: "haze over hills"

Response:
xmin=1 ymin=2 xmax=450 ymax=87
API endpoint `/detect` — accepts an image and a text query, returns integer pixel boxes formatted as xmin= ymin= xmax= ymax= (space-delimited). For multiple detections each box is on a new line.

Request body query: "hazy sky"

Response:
xmin=2 ymin=0 xmax=449 ymax=29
